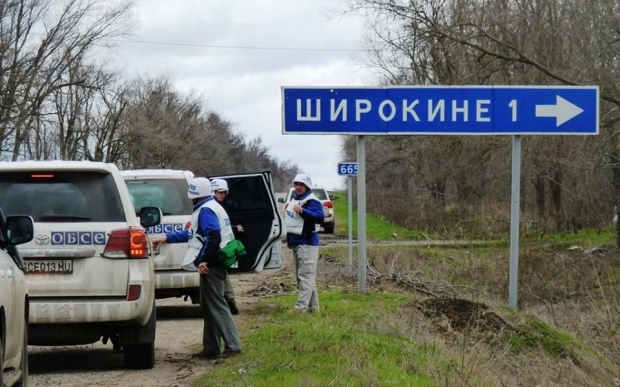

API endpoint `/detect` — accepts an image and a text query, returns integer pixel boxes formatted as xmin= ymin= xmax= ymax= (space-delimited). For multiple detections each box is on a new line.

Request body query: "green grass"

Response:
xmin=508 ymin=317 xmax=581 ymax=357
xmin=331 ymin=191 xmax=439 ymax=241
xmin=533 ymin=228 xmax=615 ymax=248
xmin=333 ymin=190 xmax=618 ymax=248
xmin=194 ymin=291 xmax=445 ymax=387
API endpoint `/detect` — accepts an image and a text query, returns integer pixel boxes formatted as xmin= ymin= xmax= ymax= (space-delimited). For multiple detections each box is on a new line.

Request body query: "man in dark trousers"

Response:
xmin=152 ymin=177 xmax=242 ymax=359
xmin=211 ymin=177 xmax=241 ymax=315
xmin=284 ymin=173 xmax=324 ymax=313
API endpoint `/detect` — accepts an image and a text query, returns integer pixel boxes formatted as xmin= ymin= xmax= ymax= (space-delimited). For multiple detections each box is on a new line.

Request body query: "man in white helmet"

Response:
xmin=284 ymin=173 xmax=324 ymax=313
xmin=152 ymin=177 xmax=242 ymax=359
xmin=211 ymin=177 xmax=241 ymax=315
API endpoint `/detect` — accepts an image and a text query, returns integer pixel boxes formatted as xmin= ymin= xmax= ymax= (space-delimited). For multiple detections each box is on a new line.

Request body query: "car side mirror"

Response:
xmin=6 ymin=215 xmax=34 ymax=245
xmin=329 ymin=195 xmax=335 ymax=201
xmin=277 ymin=198 xmax=285 ymax=203
xmin=140 ymin=206 xmax=162 ymax=228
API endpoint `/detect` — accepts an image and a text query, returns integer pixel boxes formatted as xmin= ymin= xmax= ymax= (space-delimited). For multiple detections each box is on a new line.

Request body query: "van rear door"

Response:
xmin=209 ymin=171 xmax=283 ymax=272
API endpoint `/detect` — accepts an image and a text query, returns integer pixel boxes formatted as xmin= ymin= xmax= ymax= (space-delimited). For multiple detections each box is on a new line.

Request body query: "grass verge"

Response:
xmin=194 ymin=291 xmax=445 ymax=387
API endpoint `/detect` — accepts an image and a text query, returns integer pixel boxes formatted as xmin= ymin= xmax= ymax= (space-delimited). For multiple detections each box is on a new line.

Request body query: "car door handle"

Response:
xmin=0 ymin=269 xmax=4 ymax=278
xmin=7 ymin=269 xmax=13 ymax=278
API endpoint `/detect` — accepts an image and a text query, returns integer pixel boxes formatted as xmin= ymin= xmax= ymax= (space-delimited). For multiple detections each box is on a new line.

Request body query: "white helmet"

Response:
xmin=187 ymin=177 xmax=212 ymax=199
xmin=292 ymin=173 xmax=312 ymax=189
xmin=211 ymin=178 xmax=229 ymax=193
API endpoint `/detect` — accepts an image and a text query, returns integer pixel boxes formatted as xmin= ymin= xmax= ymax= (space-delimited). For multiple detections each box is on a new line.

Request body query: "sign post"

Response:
xmin=282 ymin=85 xmax=599 ymax=307
xmin=338 ymin=162 xmax=358 ymax=269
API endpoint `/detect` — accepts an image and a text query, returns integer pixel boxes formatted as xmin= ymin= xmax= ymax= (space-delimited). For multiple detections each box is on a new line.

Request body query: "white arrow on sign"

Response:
xmin=535 ymin=95 xmax=584 ymax=127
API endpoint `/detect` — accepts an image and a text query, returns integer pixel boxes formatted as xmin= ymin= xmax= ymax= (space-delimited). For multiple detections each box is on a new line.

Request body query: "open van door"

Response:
xmin=209 ymin=171 xmax=283 ymax=273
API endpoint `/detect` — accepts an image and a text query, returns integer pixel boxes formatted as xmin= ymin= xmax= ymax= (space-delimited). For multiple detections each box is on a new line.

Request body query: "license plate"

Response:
xmin=25 ymin=260 xmax=73 ymax=274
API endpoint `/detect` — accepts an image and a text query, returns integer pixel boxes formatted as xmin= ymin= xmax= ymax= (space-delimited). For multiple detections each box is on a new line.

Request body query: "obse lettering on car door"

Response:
xmin=144 ymin=223 xmax=184 ymax=234
xmin=51 ymin=231 xmax=106 ymax=245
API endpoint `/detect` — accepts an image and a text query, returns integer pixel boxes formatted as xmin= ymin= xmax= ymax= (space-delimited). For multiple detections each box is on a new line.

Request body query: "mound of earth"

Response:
xmin=416 ymin=297 xmax=517 ymax=335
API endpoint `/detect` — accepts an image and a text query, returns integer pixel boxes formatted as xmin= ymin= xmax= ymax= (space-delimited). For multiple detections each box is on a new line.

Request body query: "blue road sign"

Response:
xmin=338 ymin=162 xmax=358 ymax=176
xmin=281 ymin=86 xmax=599 ymax=135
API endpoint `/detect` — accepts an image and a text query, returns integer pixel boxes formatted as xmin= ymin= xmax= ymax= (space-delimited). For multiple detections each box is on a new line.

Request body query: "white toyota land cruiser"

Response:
xmin=0 ymin=210 xmax=34 ymax=387
xmin=0 ymin=161 xmax=162 ymax=370
xmin=121 ymin=169 xmax=284 ymax=303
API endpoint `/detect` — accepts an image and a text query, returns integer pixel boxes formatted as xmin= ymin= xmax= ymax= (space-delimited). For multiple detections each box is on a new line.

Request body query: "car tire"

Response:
xmin=189 ymin=288 xmax=200 ymax=305
xmin=123 ymin=341 xmax=155 ymax=370
xmin=323 ymin=223 xmax=335 ymax=234
xmin=15 ymin=316 xmax=28 ymax=387
xmin=122 ymin=303 xmax=156 ymax=369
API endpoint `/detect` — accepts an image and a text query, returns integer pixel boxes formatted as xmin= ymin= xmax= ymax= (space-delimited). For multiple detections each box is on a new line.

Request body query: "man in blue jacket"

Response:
xmin=152 ymin=177 xmax=242 ymax=359
xmin=284 ymin=173 xmax=324 ymax=313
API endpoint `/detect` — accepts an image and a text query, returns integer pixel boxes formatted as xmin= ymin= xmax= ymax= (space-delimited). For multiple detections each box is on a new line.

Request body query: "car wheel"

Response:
xmin=123 ymin=341 xmax=155 ymax=370
xmin=122 ymin=303 xmax=156 ymax=369
xmin=324 ymin=223 xmax=335 ymax=234
xmin=189 ymin=288 xmax=200 ymax=305
xmin=15 ymin=317 xmax=28 ymax=387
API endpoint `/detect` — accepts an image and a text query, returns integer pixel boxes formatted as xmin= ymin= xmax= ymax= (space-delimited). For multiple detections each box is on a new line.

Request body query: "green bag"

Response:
xmin=217 ymin=239 xmax=247 ymax=269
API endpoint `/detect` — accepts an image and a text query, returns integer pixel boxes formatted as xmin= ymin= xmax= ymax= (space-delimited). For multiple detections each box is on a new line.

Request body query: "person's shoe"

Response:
xmin=226 ymin=298 xmax=239 ymax=315
xmin=220 ymin=349 xmax=242 ymax=358
xmin=287 ymin=308 xmax=304 ymax=314
xmin=192 ymin=350 xmax=220 ymax=359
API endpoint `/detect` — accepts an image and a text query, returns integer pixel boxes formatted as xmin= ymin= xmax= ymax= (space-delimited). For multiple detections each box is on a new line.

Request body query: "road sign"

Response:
xmin=338 ymin=162 xmax=358 ymax=176
xmin=281 ymin=86 xmax=599 ymax=135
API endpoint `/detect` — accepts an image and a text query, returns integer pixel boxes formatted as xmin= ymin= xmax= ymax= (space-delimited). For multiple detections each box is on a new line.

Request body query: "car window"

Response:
xmin=313 ymin=189 xmax=328 ymax=200
xmin=0 ymin=171 xmax=125 ymax=222
xmin=125 ymin=179 xmax=193 ymax=215
xmin=221 ymin=175 xmax=274 ymax=212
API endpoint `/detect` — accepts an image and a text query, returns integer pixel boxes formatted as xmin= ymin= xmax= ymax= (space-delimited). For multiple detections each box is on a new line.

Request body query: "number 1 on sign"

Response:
xmin=509 ymin=100 xmax=517 ymax=122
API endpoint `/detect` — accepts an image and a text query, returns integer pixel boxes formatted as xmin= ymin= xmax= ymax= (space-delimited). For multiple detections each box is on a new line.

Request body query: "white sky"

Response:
xmin=106 ymin=0 xmax=379 ymax=191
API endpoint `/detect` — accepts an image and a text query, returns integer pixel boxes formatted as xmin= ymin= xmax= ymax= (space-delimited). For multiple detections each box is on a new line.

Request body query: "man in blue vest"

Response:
xmin=284 ymin=173 xmax=324 ymax=313
xmin=152 ymin=177 xmax=242 ymax=359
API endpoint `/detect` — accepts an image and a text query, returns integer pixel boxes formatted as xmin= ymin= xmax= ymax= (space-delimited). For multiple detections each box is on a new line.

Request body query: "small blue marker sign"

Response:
xmin=338 ymin=162 xmax=358 ymax=176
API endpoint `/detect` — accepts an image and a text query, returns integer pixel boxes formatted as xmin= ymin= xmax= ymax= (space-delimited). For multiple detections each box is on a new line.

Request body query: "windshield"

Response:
xmin=0 ymin=171 xmax=125 ymax=222
xmin=125 ymin=178 xmax=193 ymax=216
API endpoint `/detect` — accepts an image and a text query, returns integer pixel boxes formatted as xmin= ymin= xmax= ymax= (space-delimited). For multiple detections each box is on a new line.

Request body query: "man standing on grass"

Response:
xmin=284 ymin=173 xmax=324 ymax=313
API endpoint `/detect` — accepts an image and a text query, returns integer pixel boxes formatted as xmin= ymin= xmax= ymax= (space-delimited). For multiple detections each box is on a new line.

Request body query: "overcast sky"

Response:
xmin=106 ymin=0 xmax=379 ymax=191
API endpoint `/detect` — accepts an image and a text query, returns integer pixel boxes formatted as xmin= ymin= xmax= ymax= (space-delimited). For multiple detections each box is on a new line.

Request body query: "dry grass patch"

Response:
xmin=317 ymin=243 xmax=620 ymax=386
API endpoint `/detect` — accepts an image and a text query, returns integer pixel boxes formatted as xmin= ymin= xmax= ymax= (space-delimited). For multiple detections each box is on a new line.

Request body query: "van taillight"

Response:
xmin=103 ymin=228 xmax=149 ymax=259
xmin=323 ymin=201 xmax=333 ymax=208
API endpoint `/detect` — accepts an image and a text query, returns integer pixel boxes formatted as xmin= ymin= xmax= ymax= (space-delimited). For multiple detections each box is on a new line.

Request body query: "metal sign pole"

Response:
xmin=509 ymin=135 xmax=522 ymax=309
xmin=357 ymin=135 xmax=367 ymax=294
xmin=337 ymin=162 xmax=357 ymax=271
xmin=348 ymin=176 xmax=353 ymax=268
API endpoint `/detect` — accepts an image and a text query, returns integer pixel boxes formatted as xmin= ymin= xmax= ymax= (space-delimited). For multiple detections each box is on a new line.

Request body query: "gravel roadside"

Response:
xmin=28 ymin=246 xmax=295 ymax=387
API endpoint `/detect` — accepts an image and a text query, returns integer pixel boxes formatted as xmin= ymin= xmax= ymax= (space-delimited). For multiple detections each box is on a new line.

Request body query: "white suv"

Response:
xmin=280 ymin=186 xmax=335 ymax=233
xmin=0 ymin=161 xmax=162 ymax=370
xmin=0 ymin=210 xmax=34 ymax=387
xmin=122 ymin=169 xmax=284 ymax=303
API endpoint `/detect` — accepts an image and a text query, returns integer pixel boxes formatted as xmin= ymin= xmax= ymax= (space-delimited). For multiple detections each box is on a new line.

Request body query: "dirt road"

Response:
xmin=28 ymin=249 xmax=294 ymax=387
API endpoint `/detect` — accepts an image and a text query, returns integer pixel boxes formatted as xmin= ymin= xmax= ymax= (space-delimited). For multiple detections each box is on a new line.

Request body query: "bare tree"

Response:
xmin=341 ymin=0 xmax=620 ymax=234
xmin=0 ymin=0 xmax=136 ymax=160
